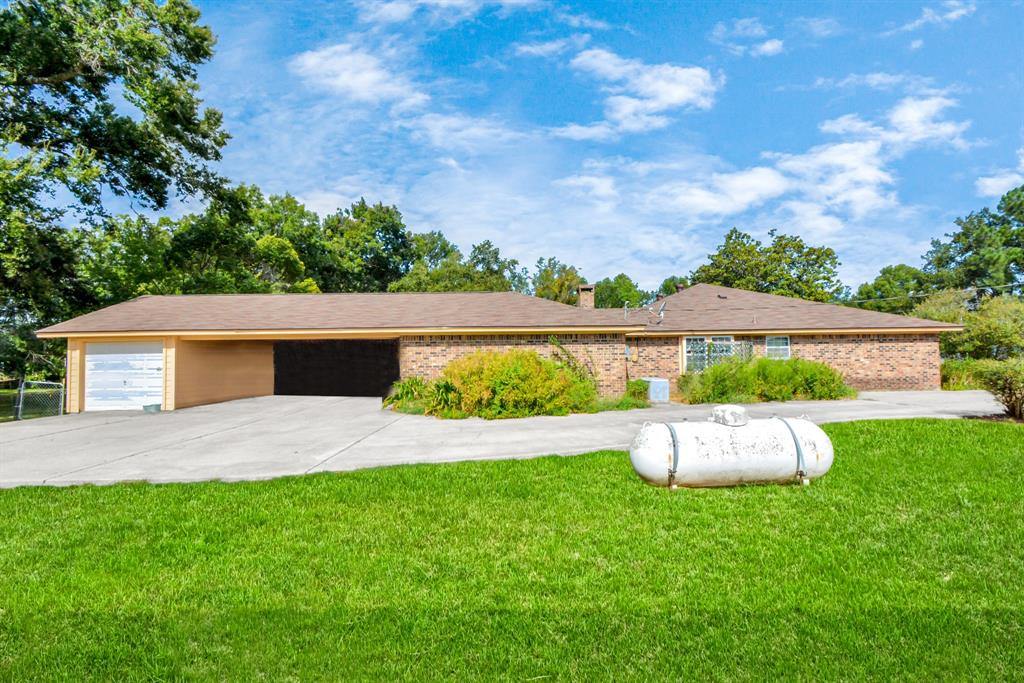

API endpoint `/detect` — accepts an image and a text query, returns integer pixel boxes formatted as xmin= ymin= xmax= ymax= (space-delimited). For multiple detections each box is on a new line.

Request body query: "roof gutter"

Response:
xmin=36 ymin=325 xmax=649 ymax=340
xmin=629 ymin=326 xmax=964 ymax=337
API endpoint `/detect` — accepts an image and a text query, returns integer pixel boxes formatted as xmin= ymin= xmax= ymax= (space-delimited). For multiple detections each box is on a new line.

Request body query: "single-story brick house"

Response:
xmin=37 ymin=283 xmax=961 ymax=412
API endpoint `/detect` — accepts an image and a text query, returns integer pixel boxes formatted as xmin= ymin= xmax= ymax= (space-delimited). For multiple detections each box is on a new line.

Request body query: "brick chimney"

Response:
xmin=577 ymin=283 xmax=595 ymax=309
xmin=675 ymin=282 xmax=687 ymax=293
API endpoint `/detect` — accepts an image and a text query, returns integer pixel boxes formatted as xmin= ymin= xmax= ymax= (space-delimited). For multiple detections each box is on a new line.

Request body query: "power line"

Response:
xmin=837 ymin=281 xmax=1024 ymax=305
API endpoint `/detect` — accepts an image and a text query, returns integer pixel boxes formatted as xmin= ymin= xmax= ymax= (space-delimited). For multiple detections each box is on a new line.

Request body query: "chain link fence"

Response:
xmin=1 ymin=379 xmax=65 ymax=422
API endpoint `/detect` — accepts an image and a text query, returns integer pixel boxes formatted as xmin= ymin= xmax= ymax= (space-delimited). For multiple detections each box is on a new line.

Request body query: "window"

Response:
xmin=766 ymin=336 xmax=791 ymax=360
xmin=684 ymin=336 xmax=734 ymax=372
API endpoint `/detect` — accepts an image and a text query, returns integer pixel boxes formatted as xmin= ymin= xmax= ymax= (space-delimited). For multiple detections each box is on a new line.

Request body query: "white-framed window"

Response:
xmin=684 ymin=335 xmax=734 ymax=372
xmin=765 ymin=335 xmax=791 ymax=360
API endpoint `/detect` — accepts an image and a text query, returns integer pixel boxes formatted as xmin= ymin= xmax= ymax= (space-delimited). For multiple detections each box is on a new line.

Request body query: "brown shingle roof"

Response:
xmin=637 ymin=283 xmax=962 ymax=333
xmin=36 ymin=285 xmax=962 ymax=337
xmin=37 ymin=292 xmax=639 ymax=336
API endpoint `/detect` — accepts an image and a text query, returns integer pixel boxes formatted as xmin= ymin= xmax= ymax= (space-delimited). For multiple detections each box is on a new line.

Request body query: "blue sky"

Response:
xmin=187 ymin=0 xmax=1024 ymax=288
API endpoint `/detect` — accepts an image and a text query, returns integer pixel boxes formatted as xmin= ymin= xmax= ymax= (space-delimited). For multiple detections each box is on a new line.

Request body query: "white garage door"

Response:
xmin=85 ymin=342 xmax=164 ymax=411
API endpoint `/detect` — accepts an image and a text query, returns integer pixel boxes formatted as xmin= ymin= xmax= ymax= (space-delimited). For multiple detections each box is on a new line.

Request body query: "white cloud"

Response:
xmin=793 ymin=17 xmax=842 ymax=38
xmin=514 ymin=34 xmax=589 ymax=57
xmin=555 ymin=9 xmax=611 ymax=30
xmin=711 ymin=17 xmax=768 ymax=41
xmin=909 ymin=38 xmax=925 ymax=50
xmin=355 ymin=0 xmax=538 ymax=24
xmin=646 ymin=167 xmax=790 ymax=216
xmin=400 ymin=112 xmax=527 ymax=152
xmin=750 ymin=39 xmax=784 ymax=57
xmin=711 ymin=17 xmax=787 ymax=56
xmin=884 ymin=0 xmax=975 ymax=34
xmin=812 ymin=72 xmax=938 ymax=93
xmin=554 ymin=48 xmax=721 ymax=138
xmin=819 ymin=96 xmax=970 ymax=151
xmin=289 ymin=43 xmax=428 ymax=109
xmin=975 ymin=148 xmax=1024 ymax=197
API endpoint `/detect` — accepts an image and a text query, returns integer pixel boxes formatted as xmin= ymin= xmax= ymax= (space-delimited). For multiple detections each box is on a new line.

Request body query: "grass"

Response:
xmin=1 ymin=419 xmax=1022 ymax=680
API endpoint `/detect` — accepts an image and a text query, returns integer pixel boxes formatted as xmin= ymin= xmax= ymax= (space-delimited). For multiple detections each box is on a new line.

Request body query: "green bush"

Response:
xmin=383 ymin=377 xmax=428 ymax=407
xmin=971 ymin=358 xmax=1024 ymax=420
xmin=941 ymin=359 xmax=984 ymax=390
xmin=626 ymin=379 xmax=649 ymax=401
xmin=677 ymin=357 xmax=854 ymax=404
xmin=385 ymin=349 xmax=659 ymax=419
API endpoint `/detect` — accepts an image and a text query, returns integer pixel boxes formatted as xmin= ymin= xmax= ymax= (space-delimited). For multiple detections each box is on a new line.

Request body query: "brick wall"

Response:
xmin=631 ymin=332 xmax=942 ymax=390
xmin=792 ymin=334 xmax=941 ymax=390
xmin=627 ymin=336 xmax=679 ymax=379
xmin=399 ymin=334 xmax=628 ymax=396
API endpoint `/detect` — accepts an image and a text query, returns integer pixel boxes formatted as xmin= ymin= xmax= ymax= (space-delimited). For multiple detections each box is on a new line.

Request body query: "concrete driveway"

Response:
xmin=0 ymin=390 xmax=1002 ymax=487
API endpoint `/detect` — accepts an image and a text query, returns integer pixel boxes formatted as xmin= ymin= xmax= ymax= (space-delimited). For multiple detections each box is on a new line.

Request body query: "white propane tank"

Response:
xmin=629 ymin=405 xmax=834 ymax=488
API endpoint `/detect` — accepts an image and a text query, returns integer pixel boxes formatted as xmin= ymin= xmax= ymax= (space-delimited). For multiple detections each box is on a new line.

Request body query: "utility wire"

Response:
xmin=836 ymin=281 xmax=1024 ymax=305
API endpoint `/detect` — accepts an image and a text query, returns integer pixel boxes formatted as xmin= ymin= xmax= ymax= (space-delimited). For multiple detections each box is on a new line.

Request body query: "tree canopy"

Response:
xmin=594 ymin=274 xmax=650 ymax=308
xmin=689 ymin=228 xmax=847 ymax=302
xmin=855 ymin=184 xmax=1024 ymax=312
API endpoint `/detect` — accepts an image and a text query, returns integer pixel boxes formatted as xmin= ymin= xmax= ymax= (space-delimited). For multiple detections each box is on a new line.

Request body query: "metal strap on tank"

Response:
xmin=665 ymin=422 xmax=680 ymax=487
xmin=774 ymin=417 xmax=808 ymax=481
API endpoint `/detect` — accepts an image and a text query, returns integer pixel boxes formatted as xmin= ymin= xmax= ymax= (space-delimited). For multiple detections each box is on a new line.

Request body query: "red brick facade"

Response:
xmin=399 ymin=334 xmax=628 ymax=396
xmin=790 ymin=333 xmax=941 ymax=390
xmin=627 ymin=336 xmax=680 ymax=379
xmin=398 ymin=331 xmax=943 ymax=396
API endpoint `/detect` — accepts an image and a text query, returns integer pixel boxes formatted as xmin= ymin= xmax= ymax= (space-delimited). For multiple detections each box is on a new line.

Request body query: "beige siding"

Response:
xmin=174 ymin=340 xmax=275 ymax=409
xmin=66 ymin=339 xmax=84 ymax=413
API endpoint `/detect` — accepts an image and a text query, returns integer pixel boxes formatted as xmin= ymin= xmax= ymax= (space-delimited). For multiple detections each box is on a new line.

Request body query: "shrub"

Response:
xmin=972 ymin=358 xmax=1024 ymax=419
xmin=383 ymin=377 xmax=428 ymax=406
xmin=626 ymin=379 xmax=649 ymax=401
xmin=941 ymin=359 xmax=983 ymax=390
xmin=437 ymin=349 xmax=597 ymax=419
xmin=677 ymin=357 xmax=854 ymax=404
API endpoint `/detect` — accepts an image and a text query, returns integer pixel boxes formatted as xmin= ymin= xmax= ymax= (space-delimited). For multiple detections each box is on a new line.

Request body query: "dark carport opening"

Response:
xmin=273 ymin=340 xmax=400 ymax=398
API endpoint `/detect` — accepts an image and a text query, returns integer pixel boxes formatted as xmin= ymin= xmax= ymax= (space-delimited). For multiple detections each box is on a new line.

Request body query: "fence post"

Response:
xmin=15 ymin=380 xmax=25 ymax=421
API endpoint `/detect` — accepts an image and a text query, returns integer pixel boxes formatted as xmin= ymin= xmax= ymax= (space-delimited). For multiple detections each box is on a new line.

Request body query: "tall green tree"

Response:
xmin=0 ymin=0 xmax=228 ymax=213
xmin=690 ymin=228 xmax=847 ymax=302
xmin=1 ymin=0 xmax=227 ymax=377
xmin=594 ymin=273 xmax=650 ymax=308
xmin=852 ymin=264 xmax=933 ymax=314
xmin=389 ymin=240 xmax=527 ymax=293
xmin=924 ymin=185 xmax=1024 ymax=291
xmin=657 ymin=275 xmax=689 ymax=297
xmin=531 ymin=257 xmax=585 ymax=305
xmin=323 ymin=199 xmax=415 ymax=292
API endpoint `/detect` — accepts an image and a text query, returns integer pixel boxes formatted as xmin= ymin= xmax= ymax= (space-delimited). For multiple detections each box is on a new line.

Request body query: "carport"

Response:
xmin=273 ymin=340 xmax=399 ymax=397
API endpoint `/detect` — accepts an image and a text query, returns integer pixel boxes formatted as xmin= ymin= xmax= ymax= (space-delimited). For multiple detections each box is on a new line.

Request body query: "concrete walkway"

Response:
xmin=0 ymin=390 xmax=1002 ymax=488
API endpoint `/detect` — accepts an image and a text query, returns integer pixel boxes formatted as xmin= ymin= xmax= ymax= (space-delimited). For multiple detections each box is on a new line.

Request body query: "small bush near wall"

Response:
xmin=677 ymin=357 xmax=855 ymax=404
xmin=971 ymin=358 xmax=1024 ymax=420
xmin=941 ymin=359 xmax=984 ymax=390
xmin=386 ymin=349 xmax=650 ymax=419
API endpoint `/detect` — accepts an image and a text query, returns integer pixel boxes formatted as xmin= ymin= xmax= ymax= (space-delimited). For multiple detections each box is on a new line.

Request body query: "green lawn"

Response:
xmin=1 ymin=419 xmax=1021 ymax=680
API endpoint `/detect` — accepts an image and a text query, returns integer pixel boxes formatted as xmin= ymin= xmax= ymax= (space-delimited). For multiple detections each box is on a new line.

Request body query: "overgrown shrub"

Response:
xmin=441 ymin=349 xmax=597 ymax=419
xmin=385 ymin=348 xmax=657 ymax=419
xmin=677 ymin=357 xmax=854 ymax=404
xmin=941 ymin=359 xmax=983 ymax=390
xmin=626 ymin=379 xmax=649 ymax=401
xmin=383 ymin=377 xmax=428 ymax=406
xmin=972 ymin=358 xmax=1024 ymax=420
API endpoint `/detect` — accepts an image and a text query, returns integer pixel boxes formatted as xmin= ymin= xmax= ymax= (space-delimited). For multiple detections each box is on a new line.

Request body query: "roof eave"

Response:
xmin=36 ymin=324 xmax=648 ymax=339
xmin=631 ymin=325 xmax=964 ymax=336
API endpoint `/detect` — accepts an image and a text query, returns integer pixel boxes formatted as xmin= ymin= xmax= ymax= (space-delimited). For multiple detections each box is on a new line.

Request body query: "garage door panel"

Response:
xmin=85 ymin=342 xmax=164 ymax=411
